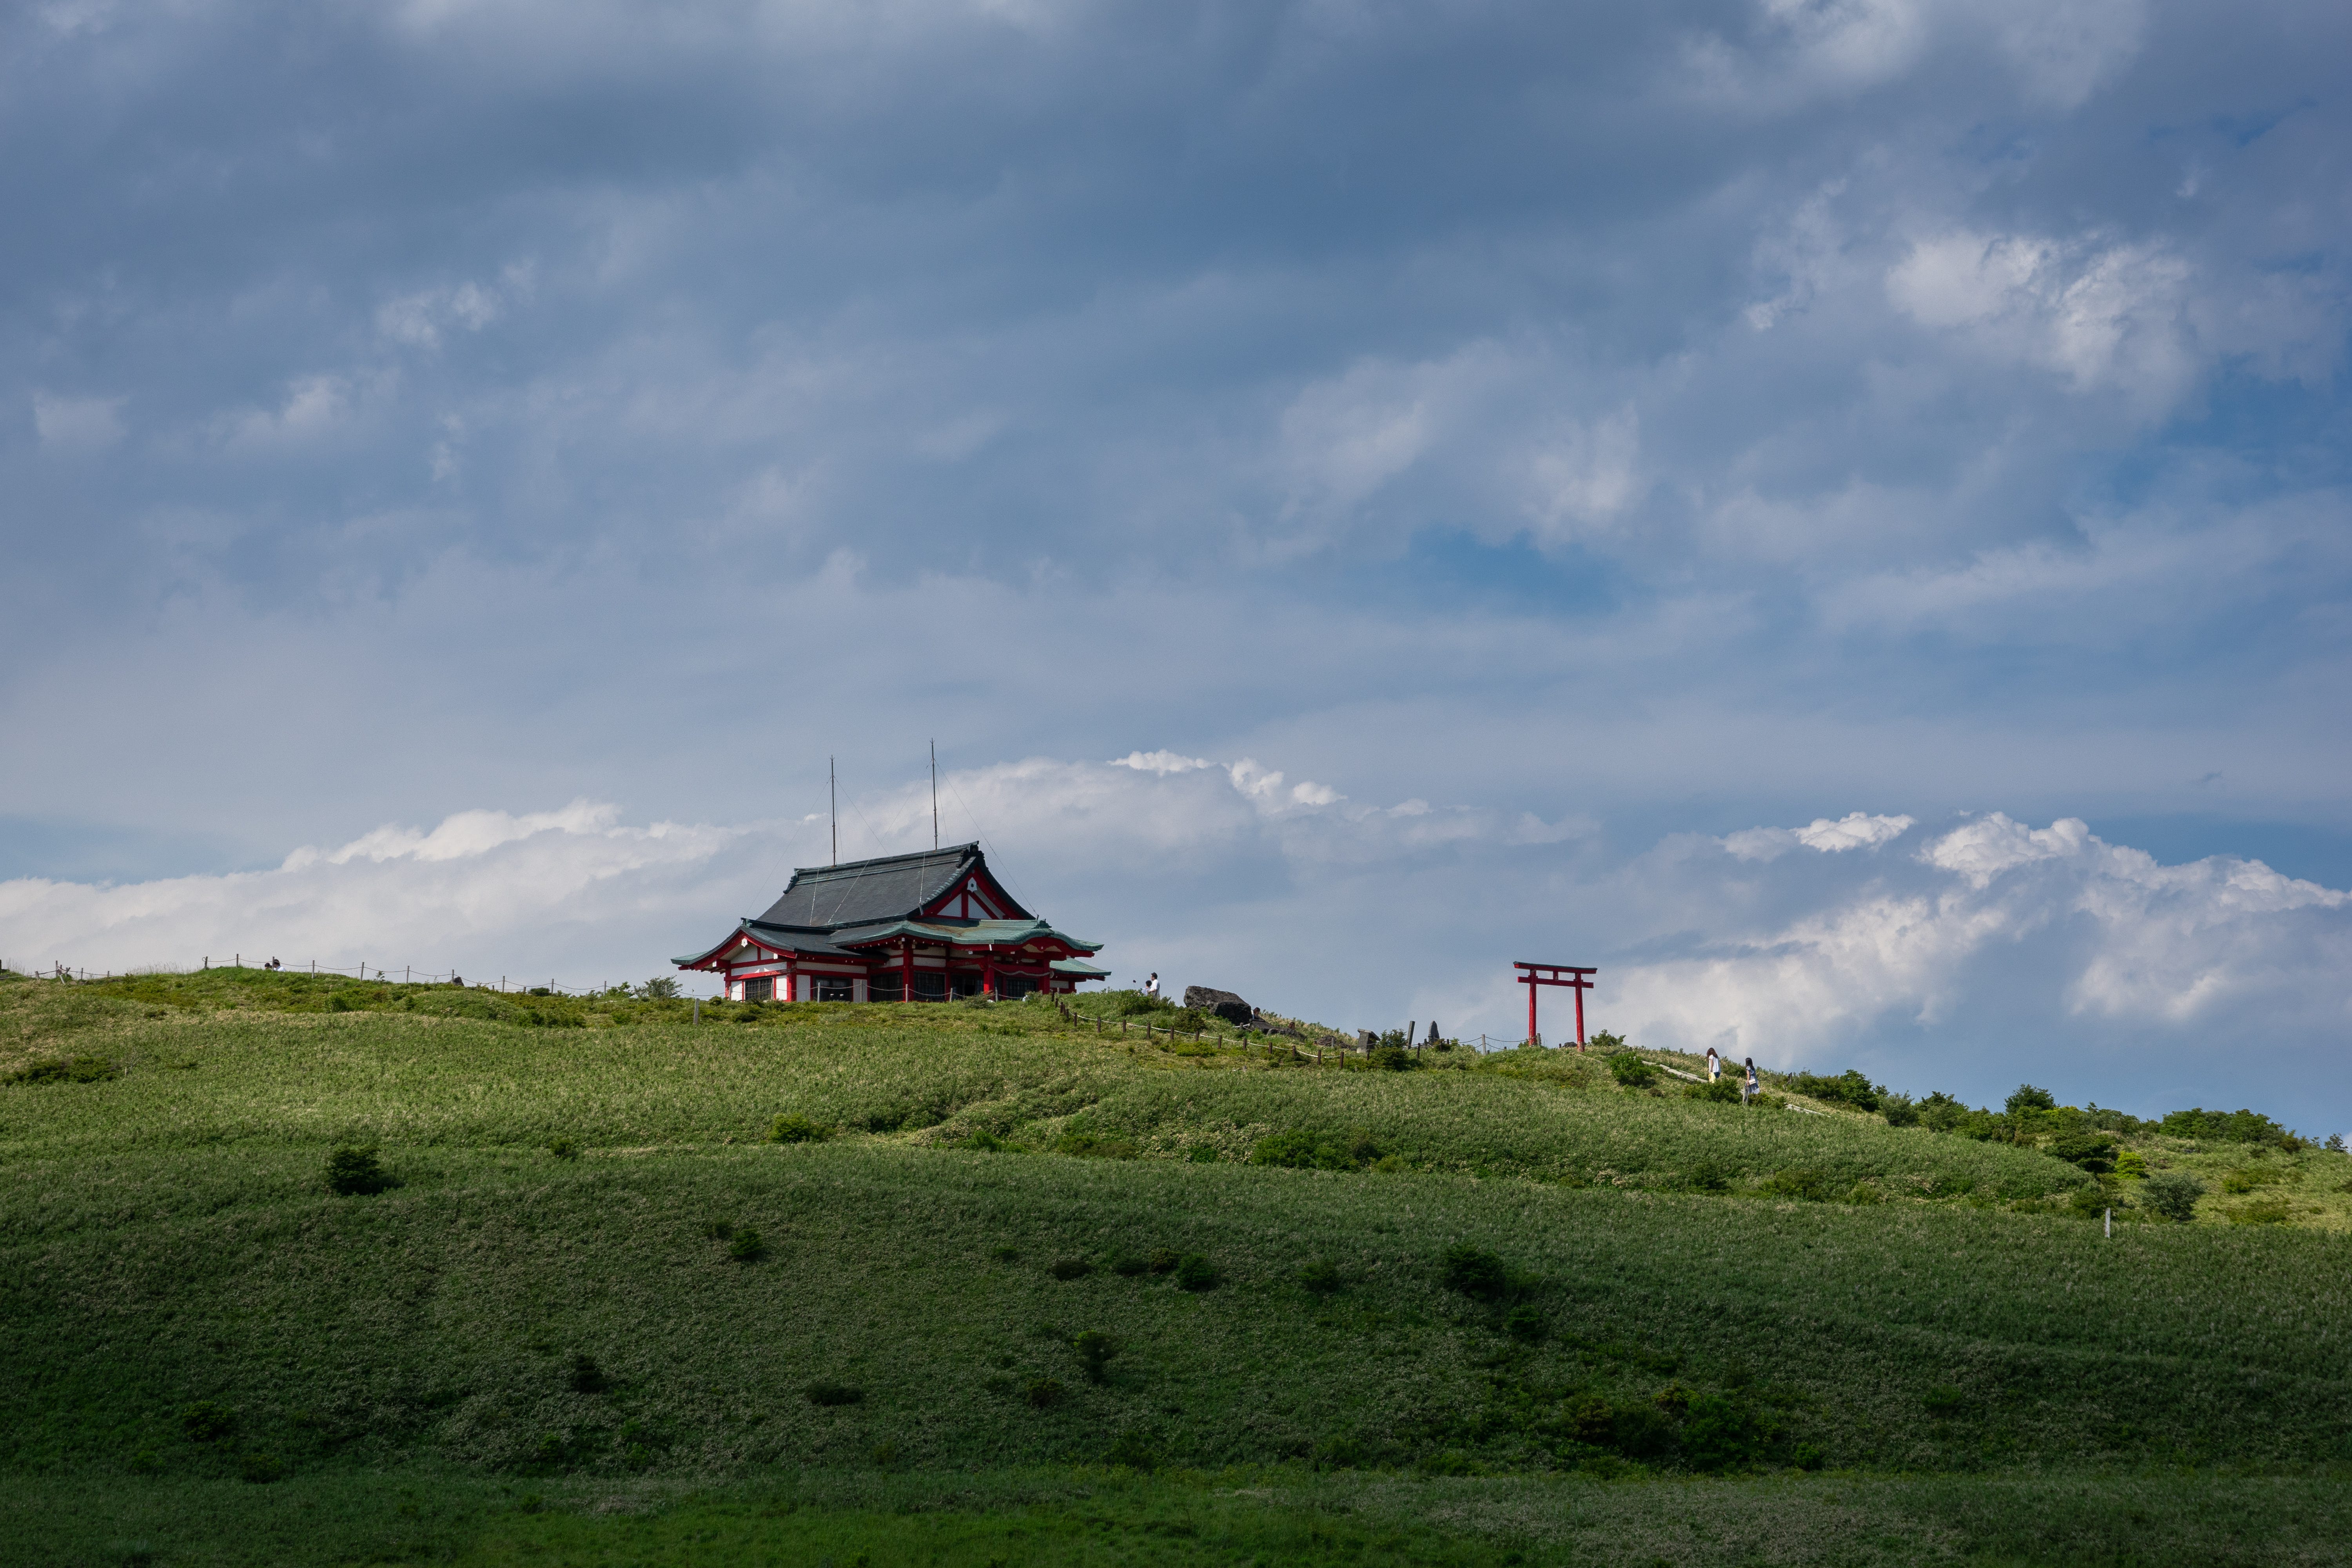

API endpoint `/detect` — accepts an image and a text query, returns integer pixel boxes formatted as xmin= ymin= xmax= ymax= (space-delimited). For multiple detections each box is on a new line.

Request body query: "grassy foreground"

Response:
xmin=4 ymin=968 xmax=2350 ymax=1566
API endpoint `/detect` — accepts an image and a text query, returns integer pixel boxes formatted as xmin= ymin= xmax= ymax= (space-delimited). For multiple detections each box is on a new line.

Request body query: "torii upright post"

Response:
xmin=1514 ymin=962 xmax=1596 ymax=1049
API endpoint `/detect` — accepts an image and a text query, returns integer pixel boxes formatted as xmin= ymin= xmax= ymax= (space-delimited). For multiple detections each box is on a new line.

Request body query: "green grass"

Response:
xmin=4 ymin=967 xmax=2352 ymax=1566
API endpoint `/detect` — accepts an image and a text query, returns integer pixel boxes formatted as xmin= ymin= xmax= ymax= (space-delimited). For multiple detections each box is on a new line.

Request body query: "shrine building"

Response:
xmin=673 ymin=843 xmax=1109 ymax=1003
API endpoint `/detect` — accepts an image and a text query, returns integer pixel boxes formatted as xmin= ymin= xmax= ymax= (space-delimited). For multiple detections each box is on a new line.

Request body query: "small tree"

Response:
xmin=2005 ymin=1084 xmax=2058 ymax=1115
xmin=2140 ymin=1171 xmax=2205 ymax=1223
xmin=636 ymin=976 xmax=681 ymax=1000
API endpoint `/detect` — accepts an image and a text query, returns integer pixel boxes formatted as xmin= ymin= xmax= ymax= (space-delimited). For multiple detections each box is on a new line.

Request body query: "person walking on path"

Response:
xmin=1743 ymin=1056 xmax=1759 ymax=1103
xmin=1706 ymin=1046 xmax=1721 ymax=1082
xmin=1144 ymin=973 xmax=1160 ymax=1000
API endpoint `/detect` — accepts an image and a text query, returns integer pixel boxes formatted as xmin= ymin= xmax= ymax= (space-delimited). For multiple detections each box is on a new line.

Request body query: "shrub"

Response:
xmin=180 ymin=1403 xmax=234 ymax=1443
xmin=1183 ymin=1143 xmax=1220 ymax=1163
xmin=1052 ymin=1131 xmax=1139 ymax=1159
xmin=1172 ymin=1253 xmax=1220 ymax=1291
xmin=2140 ymin=1171 xmax=2205 ymax=1223
xmin=2047 ymin=1133 xmax=2117 ymax=1173
xmin=1072 ymin=1330 xmax=1119 ymax=1383
xmin=727 ymin=1228 xmax=768 ymax=1262
xmin=1048 ymin=1257 xmax=1092 ymax=1280
xmin=1608 ymin=1054 xmax=1657 ymax=1088
xmin=326 ymin=994 xmax=353 ymax=1013
xmin=2220 ymin=1166 xmax=2285 ymax=1194
xmin=1788 ymin=1069 xmax=1881 ymax=1112
xmin=238 ymin=1451 xmax=283 ymax=1485
xmin=323 ymin=1146 xmax=395 ymax=1196
xmin=1369 ymin=1044 xmax=1419 ymax=1072
xmin=1504 ymin=1304 xmax=1545 ymax=1343
xmin=767 ymin=1114 xmax=833 ymax=1144
xmin=1679 ymin=1394 xmax=1768 ymax=1470
xmin=990 ymin=1245 xmax=1021 ymax=1263
xmin=1439 ymin=1244 xmax=1509 ymax=1301
xmin=1024 ymin=1377 xmax=1065 ymax=1408
xmin=2005 ymin=1084 xmax=2057 ymax=1114
xmin=635 ymin=977 xmax=681 ymax=1000
xmin=1684 ymin=1078 xmax=1741 ymax=1104
xmin=2160 ymin=1107 xmax=2299 ymax=1148
xmin=1881 ymin=1093 xmax=1920 ymax=1127
xmin=1762 ymin=1168 xmax=1832 ymax=1202
xmin=1250 ymin=1128 xmax=1382 ymax=1171
xmin=546 ymin=1136 xmax=581 ymax=1160
xmin=568 ymin=1354 xmax=608 ymax=1394
xmin=7 ymin=1055 xmax=120 ymax=1085
xmin=1147 ymin=1248 xmax=1180 ymax=1275
xmin=1684 ymin=1161 xmax=1731 ymax=1193
xmin=1921 ymin=1385 xmax=1966 ymax=1415
xmin=1104 ymin=1428 xmax=1158 ymax=1469
xmin=804 ymin=1383 xmax=864 ymax=1406
xmin=1298 ymin=1257 xmax=1343 ymax=1294
xmin=702 ymin=1219 xmax=736 ymax=1240
xmin=1112 ymin=1256 xmax=1150 ymax=1277
xmin=2115 ymin=1149 xmax=2149 ymax=1178
xmin=2230 ymin=1196 xmax=2292 ymax=1225
xmin=1793 ymin=1442 xmax=1826 ymax=1471
xmin=2067 ymin=1184 xmax=2110 ymax=1218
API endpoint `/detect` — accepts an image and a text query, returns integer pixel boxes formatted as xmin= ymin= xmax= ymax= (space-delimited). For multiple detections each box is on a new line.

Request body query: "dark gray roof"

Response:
xmin=751 ymin=843 xmax=1026 ymax=931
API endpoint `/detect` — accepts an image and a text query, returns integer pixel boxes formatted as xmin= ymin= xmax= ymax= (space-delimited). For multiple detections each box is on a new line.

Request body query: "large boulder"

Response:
xmin=1183 ymin=985 xmax=1254 ymax=1026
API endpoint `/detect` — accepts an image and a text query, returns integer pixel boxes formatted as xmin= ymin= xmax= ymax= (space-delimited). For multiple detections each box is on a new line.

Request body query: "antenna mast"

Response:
xmin=829 ymin=756 xmax=837 ymax=867
xmin=930 ymin=740 xmax=939 ymax=851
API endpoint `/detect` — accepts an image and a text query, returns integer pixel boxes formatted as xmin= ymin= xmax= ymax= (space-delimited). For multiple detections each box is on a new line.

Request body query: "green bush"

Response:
xmin=2140 ymin=1170 xmax=2205 ymax=1223
xmin=1787 ymin=1069 xmax=1882 ymax=1112
xmin=1440 ymin=1244 xmax=1509 ymax=1301
xmin=1504 ymin=1304 xmax=1545 ymax=1343
xmin=1104 ymin=1428 xmax=1158 ymax=1470
xmin=2230 ymin=1196 xmax=2292 ymax=1226
xmin=727 ymin=1228 xmax=768 ymax=1261
xmin=635 ymin=977 xmax=681 ymax=1000
xmin=1072 ymin=1330 xmax=1119 ymax=1383
xmin=180 ymin=1403 xmax=234 ymax=1443
xmin=804 ymin=1383 xmax=863 ymax=1406
xmin=2048 ymin=1133 xmax=2117 ymax=1173
xmin=767 ymin=1113 xmax=834 ymax=1144
xmin=568 ymin=1354 xmax=608 ymax=1394
xmin=1298 ymin=1257 xmax=1343 ymax=1294
xmin=1250 ymin=1127 xmax=1381 ymax=1170
xmin=1922 ymin=1385 xmax=1966 ymax=1415
xmin=1048 ymin=1257 xmax=1092 ymax=1281
xmin=546 ymin=1135 xmax=581 ymax=1160
xmin=1053 ymin=1130 xmax=1139 ymax=1159
xmin=238 ymin=1451 xmax=283 ymax=1485
xmin=323 ymin=1146 xmax=395 ymax=1196
xmin=1172 ymin=1254 xmax=1220 ymax=1291
xmin=1111 ymin=1256 xmax=1150 ymax=1277
xmin=1684 ymin=1077 xmax=1742 ymax=1104
xmin=1608 ymin=1054 xmax=1657 ymax=1088
xmin=1183 ymin=1143 xmax=1220 ymax=1163
xmin=8 ymin=1055 xmax=120 ymax=1084
xmin=1880 ymin=1093 xmax=1920 ymax=1127
xmin=1369 ymin=1045 xmax=1419 ymax=1072
xmin=325 ymin=994 xmax=354 ymax=1013
xmin=1678 ymin=1394 xmax=1768 ymax=1471
xmin=2005 ymin=1085 xmax=2057 ymax=1114
xmin=1024 ymin=1377 xmax=1065 ymax=1408
xmin=1147 ymin=1248 xmax=1180 ymax=1275
xmin=1762 ymin=1168 xmax=1833 ymax=1202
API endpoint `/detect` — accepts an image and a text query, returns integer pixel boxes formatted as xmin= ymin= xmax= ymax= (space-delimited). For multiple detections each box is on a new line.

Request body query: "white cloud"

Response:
xmin=218 ymin=376 xmax=354 ymax=448
xmin=32 ymin=392 xmax=125 ymax=452
xmin=1111 ymin=750 xmax=1214 ymax=775
xmin=1723 ymin=811 xmax=1916 ymax=861
xmin=1615 ymin=813 xmax=2352 ymax=1066
xmin=1886 ymin=230 xmax=2195 ymax=405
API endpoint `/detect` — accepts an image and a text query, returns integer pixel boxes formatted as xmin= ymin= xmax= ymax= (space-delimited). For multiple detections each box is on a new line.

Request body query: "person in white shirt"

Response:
xmin=1706 ymin=1046 xmax=1721 ymax=1082
xmin=1144 ymin=973 xmax=1160 ymax=999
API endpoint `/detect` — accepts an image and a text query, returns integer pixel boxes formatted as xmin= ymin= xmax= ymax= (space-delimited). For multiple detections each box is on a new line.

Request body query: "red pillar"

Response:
xmin=902 ymin=939 xmax=915 ymax=1002
xmin=1526 ymin=978 xmax=1538 ymax=1046
xmin=1575 ymin=980 xmax=1586 ymax=1048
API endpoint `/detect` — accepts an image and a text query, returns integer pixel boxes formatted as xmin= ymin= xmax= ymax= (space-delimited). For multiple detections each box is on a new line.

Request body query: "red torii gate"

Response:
xmin=1515 ymin=961 xmax=1595 ymax=1049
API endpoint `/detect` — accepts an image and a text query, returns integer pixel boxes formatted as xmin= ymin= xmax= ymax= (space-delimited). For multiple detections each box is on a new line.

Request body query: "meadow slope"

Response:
xmin=3 ymin=969 xmax=2349 ymax=1568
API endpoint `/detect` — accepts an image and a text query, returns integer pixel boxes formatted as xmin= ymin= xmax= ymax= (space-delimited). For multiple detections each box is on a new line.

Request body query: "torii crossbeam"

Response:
xmin=1514 ymin=961 xmax=1595 ymax=1049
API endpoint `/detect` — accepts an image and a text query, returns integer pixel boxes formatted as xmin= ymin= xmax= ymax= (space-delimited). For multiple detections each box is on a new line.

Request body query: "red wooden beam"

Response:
xmin=1512 ymin=961 xmax=1597 ymax=1049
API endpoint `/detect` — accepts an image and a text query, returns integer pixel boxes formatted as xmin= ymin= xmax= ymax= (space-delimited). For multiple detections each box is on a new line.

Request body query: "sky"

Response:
xmin=3 ymin=0 xmax=2347 ymax=1136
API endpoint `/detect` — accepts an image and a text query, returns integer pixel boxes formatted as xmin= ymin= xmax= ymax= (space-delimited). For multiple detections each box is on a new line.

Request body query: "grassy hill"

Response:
xmin=4 ymin=967 xmax=2350 ymax=1567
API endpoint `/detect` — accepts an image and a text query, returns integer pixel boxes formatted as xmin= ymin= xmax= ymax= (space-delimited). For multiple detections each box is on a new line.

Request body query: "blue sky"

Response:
xmin=4 ymin=0 xmax=2347 ymax=1135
